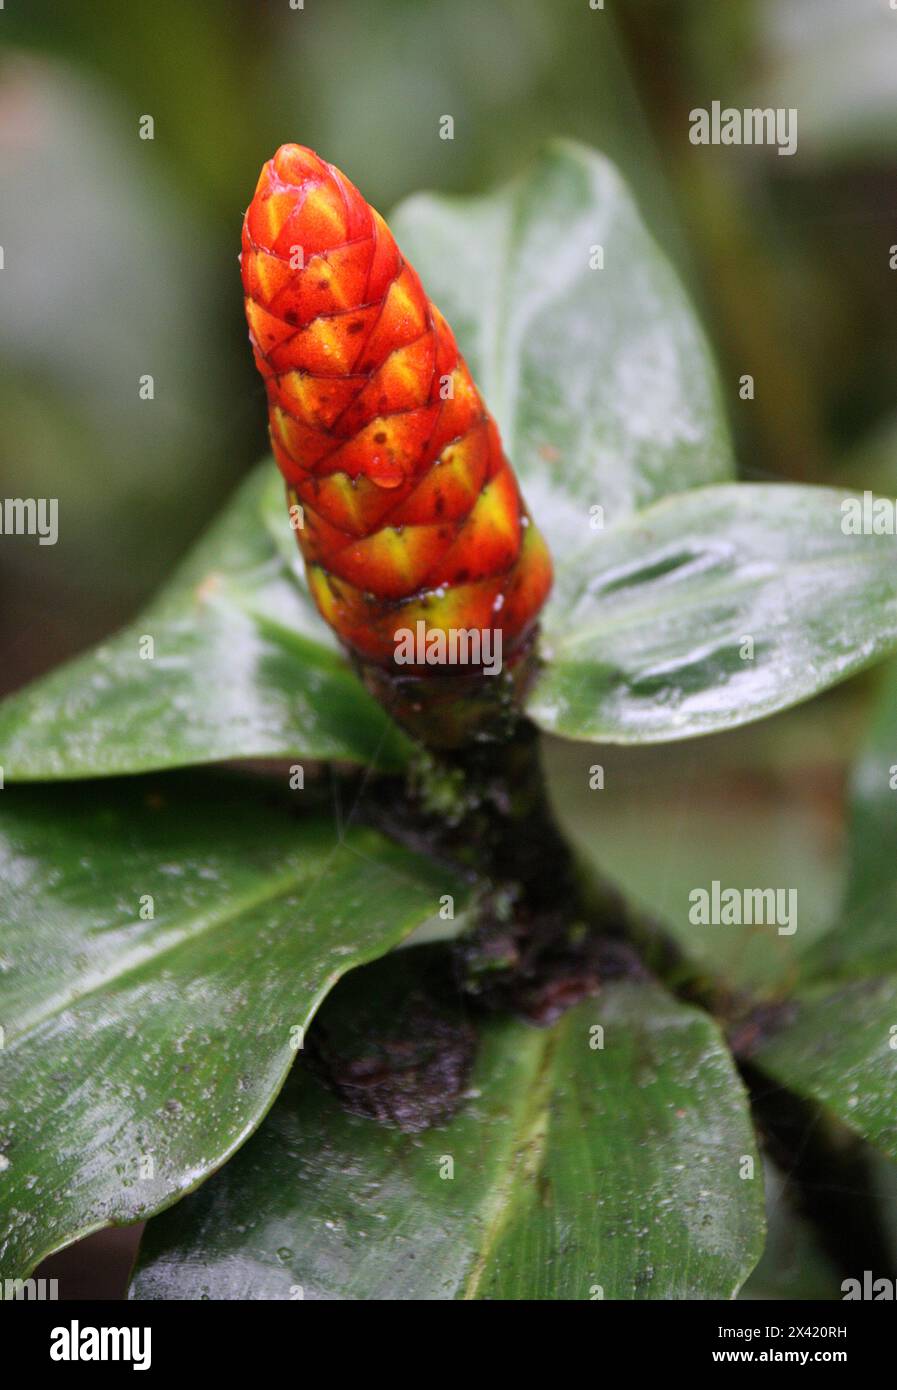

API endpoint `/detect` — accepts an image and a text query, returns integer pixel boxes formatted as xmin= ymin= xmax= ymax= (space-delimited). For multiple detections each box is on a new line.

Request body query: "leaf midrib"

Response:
xmin=460 ymin=1019 xmax=562 ymax=1300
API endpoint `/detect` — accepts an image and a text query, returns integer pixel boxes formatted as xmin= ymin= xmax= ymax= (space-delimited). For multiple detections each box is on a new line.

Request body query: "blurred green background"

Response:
xmin=3 ymin=0 xmax=897 ymax=697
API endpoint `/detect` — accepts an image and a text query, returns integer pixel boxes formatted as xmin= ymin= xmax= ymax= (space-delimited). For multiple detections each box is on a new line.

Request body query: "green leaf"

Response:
xmin=392 ymin=139 xmax=735 ymax=558
xmin=752 ymin=976 xmax=897 ymax=1162
xmin=807 ymin=660 xmax=897 ymax=979
xmin=130 ymin=962 xmax=764 ymax=1301
xmin=749 ymin=661 xmax=897 ymax=1158
xmin=0 ymin=775 xmax=463 ymax=1277
xmin=526 ymin=484 xmax=897 ymax=745
xmin=0 ymin=466 xmax=410 ymax=780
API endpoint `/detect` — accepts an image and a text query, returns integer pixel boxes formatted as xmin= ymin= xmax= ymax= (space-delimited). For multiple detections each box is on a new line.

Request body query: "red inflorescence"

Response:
xmin=242 ymin=144 xmax=552 ymax=672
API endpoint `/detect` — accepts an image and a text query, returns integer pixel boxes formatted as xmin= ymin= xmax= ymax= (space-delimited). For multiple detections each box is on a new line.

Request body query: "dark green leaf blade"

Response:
xmin=527 ymin=484 xmax=897 ymax=745
xmin=0 ymin=775 xmax=463 ymax=1277
xmin=0 ymin=465 xmax=410 ymax=780
xmin=130 ymin=970 xmax=764 ymax=1301
xmin=807 ymin=660 xmax=897 ymax=979
xmin=753 ymin=976 xmax=897 ymax=1162
xmin=748 ymin=660 xmax=897 ymax=1158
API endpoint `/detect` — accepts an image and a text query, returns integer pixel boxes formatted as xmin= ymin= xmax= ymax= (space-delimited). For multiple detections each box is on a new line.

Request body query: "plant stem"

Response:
xmin=360 ymin=711 xmax=644 ymax=1024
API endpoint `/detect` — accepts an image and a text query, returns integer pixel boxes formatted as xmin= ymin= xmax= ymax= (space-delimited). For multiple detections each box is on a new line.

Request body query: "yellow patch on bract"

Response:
xmin=383 ymin=273 xmax=427 ymax=336
xmin=256 ymin=191 xmax=296 ymax=243
xmin=440 ymin=429 xmax=487 ymax=491
xmin=400 ymin=577 xmax=494 ymax=632
xmin=300 ymin=185 xmax=349 ymax=244
xmin=276 ymin=371 xmax=318 ymax=422
xmin=451 ymin=367 xmax=479 ymax=409
xmin=306 ymin=246 xmax=361 ymax=310
xmin=306 ymin=565 xmax=341 ymax=624
xmin=276 ymin=371 xmax=362 ymax=430
xmin=270 ymin=405 xmax=306 ymax=456
xmin=342 ymin=524 xmax=445 ymax=595
xmin=245 ymin=298 xmax=296 ymax=351
xmin=522 ymin=517 xmax=549 ymax=557
xmin=375 ymin=339 xmax=432 ymax=405
xmin=251 ymin=248 xmax=292 ymax=303
xmin=300 ymin=316 xmax=363 ymax=373
xmin=463 ymin=467 xmax=519 ymax=546
xmin=314 ymin=472 xmax=374 ymax=534
xmin=435 ymin=447 xmax=482 ymax=500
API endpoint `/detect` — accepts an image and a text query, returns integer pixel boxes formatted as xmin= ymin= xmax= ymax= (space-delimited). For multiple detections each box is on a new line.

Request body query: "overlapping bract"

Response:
xmin=242 ymin=144 xmax=551 ymax=670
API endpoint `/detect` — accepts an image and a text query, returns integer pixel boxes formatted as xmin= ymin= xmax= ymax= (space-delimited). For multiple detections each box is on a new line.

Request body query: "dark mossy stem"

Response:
xmin=352 ymin=623 xmax=660 ymax=1016
xmin=354 ymin=639 xmax=642 ymax=1018
xmin=354 ymin=629 xmax=542 ymax=751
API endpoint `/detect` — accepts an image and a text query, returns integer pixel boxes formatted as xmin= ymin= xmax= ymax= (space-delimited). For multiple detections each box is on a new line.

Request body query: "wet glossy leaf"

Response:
xmin=527 ymin=485 xmax=897 ymax=745
xmin=0 ymin=775 xmax=464 ymax=1277
xmin=0 ymin=467 xmax=410 ymax=780
xmin=131 ymin=966 xmax=764 ymax=1301
xmin=392 ymin=139 xmax=735 ymax=558
xmin=753 ymin=976 xmax=897 ymax=1162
